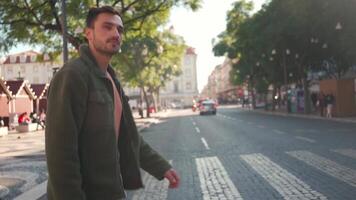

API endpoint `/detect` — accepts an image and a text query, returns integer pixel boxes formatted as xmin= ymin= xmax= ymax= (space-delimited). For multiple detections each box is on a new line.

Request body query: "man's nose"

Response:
xmin=113 ymin=28 xmax=121 ymax=38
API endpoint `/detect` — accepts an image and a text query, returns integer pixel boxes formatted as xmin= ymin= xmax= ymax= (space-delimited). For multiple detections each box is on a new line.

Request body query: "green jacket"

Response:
xmin=45 ymin=44 xmax=171 ymax=200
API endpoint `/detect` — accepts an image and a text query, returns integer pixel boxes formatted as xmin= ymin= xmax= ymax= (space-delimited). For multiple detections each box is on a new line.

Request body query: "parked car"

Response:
xmin=199 ymin=100 xmax=217 ymax=115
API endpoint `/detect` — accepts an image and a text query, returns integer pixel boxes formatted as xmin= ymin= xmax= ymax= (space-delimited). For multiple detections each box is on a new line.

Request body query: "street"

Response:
xmin=1 ymin=107 xmax=356 ymax=199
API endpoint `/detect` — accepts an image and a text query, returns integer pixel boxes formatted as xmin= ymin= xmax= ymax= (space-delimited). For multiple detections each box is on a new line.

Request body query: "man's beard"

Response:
xmin=93 ymin=36 xmax=120 ymax=57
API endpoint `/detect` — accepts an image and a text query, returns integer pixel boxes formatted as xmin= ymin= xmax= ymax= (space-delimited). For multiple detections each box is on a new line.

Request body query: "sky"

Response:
xmin=169 ymin=0 xmax=265 ymax=92
xmin=3 ymin=0 xmax=266 ymax=92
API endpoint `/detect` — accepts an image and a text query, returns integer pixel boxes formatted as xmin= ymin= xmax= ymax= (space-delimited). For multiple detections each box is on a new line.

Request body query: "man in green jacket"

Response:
xmin=45 ymin=6 xmax=179 ymax=200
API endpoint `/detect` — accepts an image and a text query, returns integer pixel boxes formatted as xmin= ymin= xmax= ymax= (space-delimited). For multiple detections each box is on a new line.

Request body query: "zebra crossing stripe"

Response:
xmin=333 ymin=149 xmax=356 ymax=160
xmin=240 ymin=153 xmax=327 ymax=199
xmin=201 ymin=138 xmax=210 ymax=150
xmin=295 ymin=136 xmax=316 ymax=143
xmin=287 ymin=150 xmax=356 ymax=187
xmin=131 ymin=161 xmax=172 ymax=200
xmin=196 ymin=156 xmax=243 ymax=200
xmin=273 ymin=129 xmax=285 ymax=134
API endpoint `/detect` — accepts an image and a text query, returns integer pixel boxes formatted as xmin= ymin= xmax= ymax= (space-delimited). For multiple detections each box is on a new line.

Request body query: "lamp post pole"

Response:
xmin=61 ymin=0 xmax=68 ymax=63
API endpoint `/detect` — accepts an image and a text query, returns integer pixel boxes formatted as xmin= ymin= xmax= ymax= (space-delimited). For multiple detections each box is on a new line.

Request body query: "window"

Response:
xmin=185 ymin=69 xmax=191 ymax=77
xmin=7 ymin=66 xmax=13 ymax=73
xmin=20 ymin=55 xmax=26 ymax=63
xmin=186 ymin=81 xmax=192 ymax=90
xmin=184 ymin=57 xmax=191 ymax=66
xmin=9 ymin=56 xmax=16 ymax=63
xmin=31 ymin=55 xmax=37 ymax=62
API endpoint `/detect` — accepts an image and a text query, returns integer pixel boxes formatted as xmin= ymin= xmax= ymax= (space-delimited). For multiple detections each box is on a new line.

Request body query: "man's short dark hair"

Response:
xmin=86 ymin=6 xmax=122 ymax=28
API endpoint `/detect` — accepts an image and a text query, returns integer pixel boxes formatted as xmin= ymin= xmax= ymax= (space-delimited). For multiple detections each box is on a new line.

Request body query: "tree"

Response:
xmin=0 ymin=0 xmax=201 ymax=52
xmin=213 ymin=0 xmax=356 ymax=113
xmin=114 ymin=29 xmax=185 ymax=117
xmin=0 ymin=0 xmax=201 ymax=117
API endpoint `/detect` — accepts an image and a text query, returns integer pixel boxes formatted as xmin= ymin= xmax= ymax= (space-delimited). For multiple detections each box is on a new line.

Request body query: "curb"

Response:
xmin=248 ymin=109 xmax=356 ymax=124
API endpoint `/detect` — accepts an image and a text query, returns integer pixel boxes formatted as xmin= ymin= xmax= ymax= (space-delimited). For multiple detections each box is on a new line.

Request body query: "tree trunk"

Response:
xmin=151 ymin=91 xmax=158 ymax=114
xmin=264 ymin=93 xmax=268 ymax=110
xmin=248 ymin=80 xmax=256 ymax=109
xmin=141 ymin=87 xmax=150 ymax=118
xmin=156 ymin=88 xmax=161 ymax=111
xmin=251 ymin=88 xmax=256 ymax=109
xmin=302 ymin=78 xmax=312 ymax=114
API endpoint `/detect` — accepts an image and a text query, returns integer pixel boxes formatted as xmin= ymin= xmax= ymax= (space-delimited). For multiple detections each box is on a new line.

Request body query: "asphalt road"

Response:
xmin=127 ymin=107 xmax=356 ymax=200
xmin=1 ymin=107 xmax=356 ymax=200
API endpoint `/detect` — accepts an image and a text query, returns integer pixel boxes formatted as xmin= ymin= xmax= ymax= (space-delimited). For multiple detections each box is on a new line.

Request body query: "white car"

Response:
xmin=199 ymin=100 xmax=217 ymax=115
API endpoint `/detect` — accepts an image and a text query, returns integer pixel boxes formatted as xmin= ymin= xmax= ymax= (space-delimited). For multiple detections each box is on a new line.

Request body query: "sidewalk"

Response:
xmin=236 ymin=105 xmax=356 ymax=124
xmin=2 ymin=110 xmax=169 ymax=200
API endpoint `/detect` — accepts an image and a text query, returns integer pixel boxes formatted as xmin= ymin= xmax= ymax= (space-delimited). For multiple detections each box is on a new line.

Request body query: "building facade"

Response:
xmin=201 ymin=57 xmax=242 ymax=104
xmin=0 ymin=50 xmax=60 ymax=84
xmin=124 ymin=47 xmax=199 ymax=109
xmin=160 ymin=47 xmax=199 ymax=108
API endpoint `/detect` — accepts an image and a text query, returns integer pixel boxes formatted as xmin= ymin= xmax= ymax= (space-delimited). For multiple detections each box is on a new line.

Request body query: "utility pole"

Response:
xmin=61 ymin=0 xmax=68 ymax=63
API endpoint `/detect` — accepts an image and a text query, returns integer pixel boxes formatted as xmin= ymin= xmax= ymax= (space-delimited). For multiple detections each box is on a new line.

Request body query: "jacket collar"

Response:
xmin=79 ymin=44 xmax=123 ymax=95
xmin=79 ymin=44 xmax=107 ymax=78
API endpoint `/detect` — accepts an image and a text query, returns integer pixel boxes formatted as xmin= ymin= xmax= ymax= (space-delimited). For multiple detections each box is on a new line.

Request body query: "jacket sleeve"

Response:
xmin=139 ymin=135 xmax=172 ymax=180
xmin=45 ymin=68 xmax=87 ymax=200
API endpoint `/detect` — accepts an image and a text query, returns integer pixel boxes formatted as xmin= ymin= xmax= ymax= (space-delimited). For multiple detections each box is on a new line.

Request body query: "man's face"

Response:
xmin=85 ymin=13 xmax=124 ymax=56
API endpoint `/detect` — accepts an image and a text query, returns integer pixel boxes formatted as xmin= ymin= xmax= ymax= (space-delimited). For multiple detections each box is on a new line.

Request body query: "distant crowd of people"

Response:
xmin=311 ymin=92 xmax=335 ymax=118
xmin=18 ymin=110 xmax=46 ymax=128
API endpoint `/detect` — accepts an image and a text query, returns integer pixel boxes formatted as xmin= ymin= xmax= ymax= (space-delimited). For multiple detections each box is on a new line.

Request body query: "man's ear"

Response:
xmin=84 ymin=27 xmax=93 ymax=42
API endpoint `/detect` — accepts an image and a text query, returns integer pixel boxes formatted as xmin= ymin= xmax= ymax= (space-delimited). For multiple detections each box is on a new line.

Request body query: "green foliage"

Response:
xmin=213 ymin=0 xmax=356 ymax=91
xmin=0 ymin=0 xmax=201 ymax=52
xmin=114 ymin=28 xmax=186 ymax=91
xmin=0 ymin=0 xmax=200 ymax=104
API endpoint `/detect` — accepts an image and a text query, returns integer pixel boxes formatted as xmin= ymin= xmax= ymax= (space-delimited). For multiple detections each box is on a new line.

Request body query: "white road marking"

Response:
xmin=196 ymin=156 xmax=243 ymax=200
xmin=131 ymin=161 xmax=173 ymax=200
xmin=14 ymin=180 xmax=47 ymax=200
xmin=287 ymin=150 xmax=356 ymax=187
xmin=241 ymin=153 xmax=327 ymax=199
xmin=201 ymin=138 xmax=210 ymax=150
xmin=333 ymin=149 xmax=356 ymax=160
xmin=195 ymin=127 xmax=201 ymax=133
xmin=192 ymin=121 xmax=196 ymax=126
xmin=295 ymin=136 xmax=316 ymax=143
xmin=273 ymin=129 xmax=285 ymax=134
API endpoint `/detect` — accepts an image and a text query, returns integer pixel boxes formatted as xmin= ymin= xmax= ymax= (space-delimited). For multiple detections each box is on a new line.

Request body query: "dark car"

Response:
xmin=199 ymin=100 xmax=217 ymax=115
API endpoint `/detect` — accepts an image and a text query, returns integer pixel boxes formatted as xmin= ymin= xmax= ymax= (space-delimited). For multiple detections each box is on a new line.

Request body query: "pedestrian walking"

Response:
xmin=317 ymin=92 xmax=325 ymax=117
xmin=45 ymin=6 xmax=179 ymax=200
xmin=311 ymin=92 xmax=317 ymax=112
xmin=325 ymin=93 xmax=335 ymax=118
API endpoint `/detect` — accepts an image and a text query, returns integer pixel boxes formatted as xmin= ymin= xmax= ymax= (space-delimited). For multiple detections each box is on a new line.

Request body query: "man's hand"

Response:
xmin=164 ymin=169 xmax=180 ymax=188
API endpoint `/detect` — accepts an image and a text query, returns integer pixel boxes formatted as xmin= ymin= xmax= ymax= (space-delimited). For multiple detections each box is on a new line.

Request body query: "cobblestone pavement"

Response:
xmin=0 ymin=131 xmax=46 ymax=200
xmin=2 ymin=108 xmax=356 ymax=200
